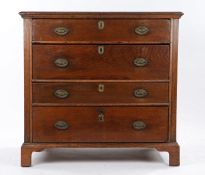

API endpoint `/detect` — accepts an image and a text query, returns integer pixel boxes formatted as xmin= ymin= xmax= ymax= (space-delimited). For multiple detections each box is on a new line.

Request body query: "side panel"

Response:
xmin=24 ymin=19 xmax=32 ymax=143
xmin=169 ymin=19 xmax=179 ymax=142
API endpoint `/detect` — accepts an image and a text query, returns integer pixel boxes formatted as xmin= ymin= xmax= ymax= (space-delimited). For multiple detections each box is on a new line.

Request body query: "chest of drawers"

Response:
xmin=20 ymin=12 xmax=183 ymax=167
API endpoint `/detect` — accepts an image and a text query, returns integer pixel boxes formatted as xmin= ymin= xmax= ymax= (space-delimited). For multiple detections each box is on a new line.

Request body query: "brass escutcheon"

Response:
xmin=98 ymin=112 xmax=105 ymax=122
xmin=98 ymin=20 xmax=105 ymax=30
xmin=98 ymin=84 xmax=105 ymax=92
xmin=98 ymin=46 xmax=104 ymax=55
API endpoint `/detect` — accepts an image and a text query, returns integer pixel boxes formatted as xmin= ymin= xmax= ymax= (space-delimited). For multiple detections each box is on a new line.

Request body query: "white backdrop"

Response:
xmin=0 ymin=0 xmax=204 ymax=174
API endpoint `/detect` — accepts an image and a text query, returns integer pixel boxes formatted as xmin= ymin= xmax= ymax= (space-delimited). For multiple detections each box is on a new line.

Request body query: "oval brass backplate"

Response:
xmin=54 ymin=27 xmax=69 ymax=36
xmin=55 ymin=121 xmax=69 ymax=130
xmin=133 ymin=121 xmax=146 ymax=130
xmin=135 ymin=26 xmax=149 ymax=35
xmin=54 ymin=58 xmax=69 ymax=68
xmin=134 ymin=89 xmax=148 ymax=98
xmin=133 ymin=58 xmax=148 ymax=67
xmin=54 ymin=89 xmax=69 ymax=99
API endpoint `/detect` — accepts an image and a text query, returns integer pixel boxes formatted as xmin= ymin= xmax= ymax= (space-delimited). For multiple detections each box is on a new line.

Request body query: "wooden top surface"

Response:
xmin=19 ymin=11 xmax=183 ymax=19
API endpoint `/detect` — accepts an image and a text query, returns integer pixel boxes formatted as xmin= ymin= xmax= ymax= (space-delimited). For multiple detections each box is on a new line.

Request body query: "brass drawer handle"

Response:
xmin=55 ymin=121 xmax=69 ymax=130
xmin=133 ymin=58 xmax=148 ymax=67
xmin=133 ymin=121 xmax=146 ymax=130
xmin=134 ymin=89 xmax=148 ymax=98
xmin=54 ymin=58 xmax=69 ymax=68
xmin=98 ymin=46 xmax=104 ymax=55
xmin=98 ymin=112 xmax=104 ymax=122
xmin=98 ymin=84 xmax=104 ymax=92
xmin=98 ymin=20 xmax=104 ymax=30
xmin=54 ymin=89 xmax=69 ymax=99
xmin=54 ymin=27 xmax=69 ymax=36
xmin=135 ymin=26 xmax=149 ymax=35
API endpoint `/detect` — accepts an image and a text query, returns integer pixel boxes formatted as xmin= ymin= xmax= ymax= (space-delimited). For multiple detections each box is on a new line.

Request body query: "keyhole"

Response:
xmin=98 ymin=84 xmax=104 ymax=92
xmin=98 ymin=112 xmax=104 ymax=122
xmin=98 ymin=20 xmax=104 ymax=30
xmin=98 ymin=46 xmax=104 ymax=55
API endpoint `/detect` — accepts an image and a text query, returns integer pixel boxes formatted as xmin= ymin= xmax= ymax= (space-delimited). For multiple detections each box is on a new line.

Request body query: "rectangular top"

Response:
xmin=19 ymin=11 xmax=183 ymax=19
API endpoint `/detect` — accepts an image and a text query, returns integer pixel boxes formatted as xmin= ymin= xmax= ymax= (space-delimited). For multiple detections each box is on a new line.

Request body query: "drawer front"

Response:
xmin=33 ymin=45 xmax=169 ymax=80
xmin=32 ymin=19 xmax=170 ymax=42
xmin=32 ymin=82 xmax=168 ymax=104
xmin=33 ymin=107 xmax=168 ymax=142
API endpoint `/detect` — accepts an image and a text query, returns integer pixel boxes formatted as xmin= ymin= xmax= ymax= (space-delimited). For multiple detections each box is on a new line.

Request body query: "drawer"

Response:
xmin=33 ymin=107 xmax=169 ymax=142
xmin=32 ymin=82 xmax=168 ymax=104
xmin=32 ymin=19 xmax=170 ymax=43
xmin=33 ymin=45 xmax=170 ymax=80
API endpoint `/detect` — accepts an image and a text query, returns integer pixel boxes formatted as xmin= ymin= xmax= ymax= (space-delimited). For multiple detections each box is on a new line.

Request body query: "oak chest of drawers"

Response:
xmin=20 ymin=12 xmax=183 ymax=167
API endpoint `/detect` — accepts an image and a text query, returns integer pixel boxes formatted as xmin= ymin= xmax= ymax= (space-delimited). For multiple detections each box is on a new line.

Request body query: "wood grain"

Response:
xmin=21 ymin=142 xmax=180 ymax=166
xmin=20 ymin=11 xmax=183 ymax=167
xmin=32 ymin=82 xmax=169 ymax=104
xmin=32 ymin=106 xmax=168 ymax=143
xmin=23 ymin=19 xmax=32 ymax=143
xmin=32 ymin=19 xmax=170 ymax=43
xmin=169 ymin=19 xmax=179 ymax=142
xmin=19 ymin=11 xmax=183 ymax=19
xmin=33 ymin=45 xmax=170 ymax=80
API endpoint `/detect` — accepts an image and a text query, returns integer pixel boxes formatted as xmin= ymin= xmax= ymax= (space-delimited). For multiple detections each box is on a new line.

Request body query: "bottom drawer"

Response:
xmin=33 ymin=107 xmax=168 ymax=143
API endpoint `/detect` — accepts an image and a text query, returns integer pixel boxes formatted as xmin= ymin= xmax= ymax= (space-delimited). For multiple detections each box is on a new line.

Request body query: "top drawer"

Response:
xmin=32 ymin=19 xmax=170 ymax=43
